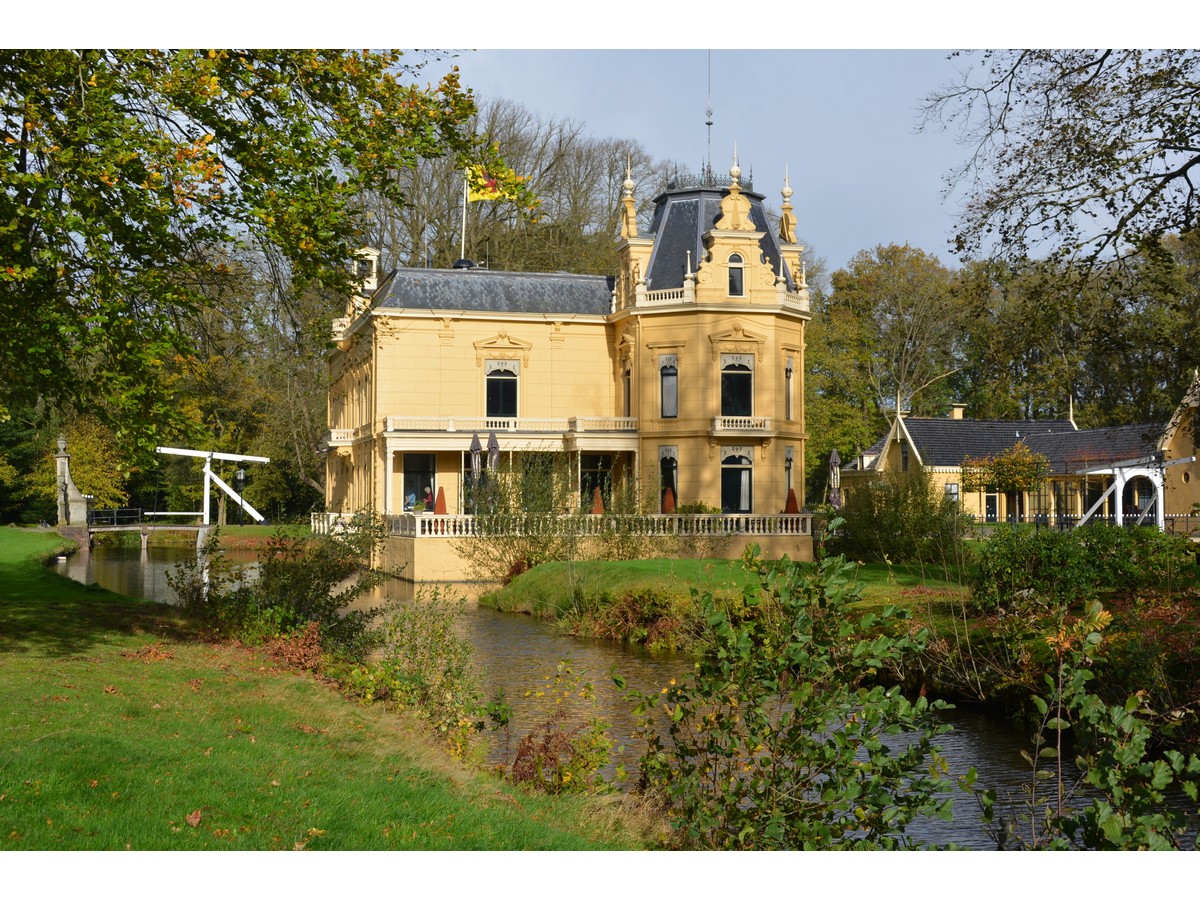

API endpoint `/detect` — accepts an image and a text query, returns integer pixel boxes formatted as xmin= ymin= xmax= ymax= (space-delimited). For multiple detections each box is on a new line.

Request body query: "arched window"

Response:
xmin=659 ymin=446 xmax=678 ymax=512
xmin=485 ymin=360 xmax=519 ymax=418
xmin=728 ymin=253 xmax=745 ymax=297
xmin=721 ymin=354 xmax=753 ymax=418
xmin=721 ymin=448 xmax=753 ymax=513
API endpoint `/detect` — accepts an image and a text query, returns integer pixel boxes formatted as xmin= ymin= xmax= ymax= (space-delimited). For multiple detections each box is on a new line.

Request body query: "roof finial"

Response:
xmin=705 ymin=49 xmax=714 ymax=177
xmin=730 ymin=142 xmax=741 ymax=186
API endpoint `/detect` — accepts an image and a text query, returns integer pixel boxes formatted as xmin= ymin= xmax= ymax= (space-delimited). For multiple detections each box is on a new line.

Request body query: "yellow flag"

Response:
xmin=467 ymin=164 xmax=522 ymax=203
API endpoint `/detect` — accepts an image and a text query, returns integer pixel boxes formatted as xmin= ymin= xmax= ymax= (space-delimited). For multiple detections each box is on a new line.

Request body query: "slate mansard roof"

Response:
xmin=643 ymin=176 xmax=798 ymax=292
xmin=371 ymin=267 xmax=615 ymax=317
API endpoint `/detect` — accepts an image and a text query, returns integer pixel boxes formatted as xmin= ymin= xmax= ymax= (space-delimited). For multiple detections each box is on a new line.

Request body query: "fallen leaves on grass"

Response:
xmin=122 ymin=644 xmax=174 ymax=663
xmin=186 ymin=809 xmax=202 ymax=828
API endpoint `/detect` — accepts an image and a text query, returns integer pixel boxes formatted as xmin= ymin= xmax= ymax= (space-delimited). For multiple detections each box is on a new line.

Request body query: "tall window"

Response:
xmin=403 ymin=453 xmax=435 ymax=510
xmin=721 ymin=448 xmax=752 ymax=513
xmin=580 ymin=454 xmax=612 ymax=508
xmin=785 ymin=357 xmax=794 ymax=421
xmin=622 ymin=366 xmax=632 ymax=417
xmin=728 ymin=253 xmax=744 ymax=297
xmin=901 ymin=442 xmax=910 ymax=473
xmin=721 ymin=354 xmax=753 ymax=418
xmin=660 ymin=355 xmax=678 ymax=419
xmin=659 ymin=446 xmax=678 ymax=512
xmin=485 ymin=360 xmax=518 ymax=418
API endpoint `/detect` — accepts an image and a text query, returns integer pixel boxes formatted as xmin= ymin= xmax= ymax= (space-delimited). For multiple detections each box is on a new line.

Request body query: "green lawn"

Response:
xmin=0 ymin=529 xmax=651 ymax=850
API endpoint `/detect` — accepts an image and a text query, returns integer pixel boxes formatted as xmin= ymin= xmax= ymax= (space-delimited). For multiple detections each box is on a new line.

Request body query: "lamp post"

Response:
xmin=235 ymin=469 xmax=246 ymax=526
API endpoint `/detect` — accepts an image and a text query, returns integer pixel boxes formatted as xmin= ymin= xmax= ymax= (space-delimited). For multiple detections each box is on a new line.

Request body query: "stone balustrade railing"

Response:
xmin=711 ymin=416 xmax=773 ymax=432
xmin=313 ymin=512 xmax=812 ymax=539
xmin=383 ymin=416 xmax=636 ymax=434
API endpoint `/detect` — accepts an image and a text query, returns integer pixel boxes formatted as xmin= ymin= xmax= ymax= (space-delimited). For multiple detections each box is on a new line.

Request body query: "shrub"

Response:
xmin=624 ymin=543 xmax=954 ymax=849
xmin=968 ymin=600 xmax=1200 ymax=849
xmin=509 ymin=659 xmax=616 ymax=794
xmin=838 ymin=467 xmax=967 ymax=565
xmin=971 ymin=524 xmax=1196 ymax=612
xmin=169 ymin=514 xmax=390 ymax=658
xmin=344 ymin=589 xmax=490 ymax=758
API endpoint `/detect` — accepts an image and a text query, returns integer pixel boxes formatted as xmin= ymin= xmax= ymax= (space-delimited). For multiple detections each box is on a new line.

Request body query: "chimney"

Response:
xmin=950 ymin=403 xmax=967 ymax=420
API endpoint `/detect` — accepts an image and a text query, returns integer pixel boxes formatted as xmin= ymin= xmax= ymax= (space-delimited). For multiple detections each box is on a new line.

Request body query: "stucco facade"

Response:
xmin=323 ymin=162 xmax=812 ymax=521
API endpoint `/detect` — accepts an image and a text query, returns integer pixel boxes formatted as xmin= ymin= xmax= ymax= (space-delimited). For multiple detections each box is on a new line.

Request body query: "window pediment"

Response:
xmin=474 ymin=331 xmax=532 ymax=368
xmin=709 ymin=322 xmax=767 ymax=361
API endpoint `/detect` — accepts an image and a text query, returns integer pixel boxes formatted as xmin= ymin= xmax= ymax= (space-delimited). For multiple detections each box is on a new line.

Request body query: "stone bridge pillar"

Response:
xmin=54 ymin=435 xmax=91 ymax=527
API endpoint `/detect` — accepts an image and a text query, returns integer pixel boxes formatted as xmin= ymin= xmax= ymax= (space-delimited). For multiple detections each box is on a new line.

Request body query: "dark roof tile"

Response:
xmin=373 ymin=267 xmax=614 ymax=316
xmin=902 ymin=418 xmax=1077 ymax=467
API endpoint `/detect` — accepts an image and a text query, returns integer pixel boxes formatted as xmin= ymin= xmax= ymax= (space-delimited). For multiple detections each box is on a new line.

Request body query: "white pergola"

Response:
xmin=1075 ymin=453 xmax=1196 ymax=529
xmin=157 ymin=447 xmax=271 ymax=525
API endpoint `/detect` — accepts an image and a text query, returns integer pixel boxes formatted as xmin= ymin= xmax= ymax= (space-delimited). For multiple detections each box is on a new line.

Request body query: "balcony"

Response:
xmin=384 ymin=416 xmax=637 ymax=435
xmin=323 ymin=424 xmax=372 ymax=447
xmin=710 ymin=415 xmax=774 ymax=437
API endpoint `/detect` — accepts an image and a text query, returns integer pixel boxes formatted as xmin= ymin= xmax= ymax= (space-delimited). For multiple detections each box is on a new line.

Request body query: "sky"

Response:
xmin=449 ymin=48 xmax=971 ymax=275
xmin=21 ymin=2 xmax=1155 ymax=281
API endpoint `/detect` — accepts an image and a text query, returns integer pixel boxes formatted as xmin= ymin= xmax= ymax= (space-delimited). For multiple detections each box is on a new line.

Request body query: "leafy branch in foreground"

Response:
xmin=623 ymin=538 xmax=955 ymax=849
xmin=969 ymin=600 xmax=1200 ymax=849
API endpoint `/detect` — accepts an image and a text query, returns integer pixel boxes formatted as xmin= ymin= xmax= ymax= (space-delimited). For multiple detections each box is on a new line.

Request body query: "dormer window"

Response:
xmin=728 ymin=253 xmax=744 ymax=297
xmin=352 ymin=247 xmax=380 ymax=294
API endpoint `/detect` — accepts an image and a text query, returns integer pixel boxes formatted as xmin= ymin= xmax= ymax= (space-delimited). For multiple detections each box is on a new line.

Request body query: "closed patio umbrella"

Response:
xmin=487 ymin=431 xmax=500 ymax=471
xmin=470 ymin=432 xmax=482 ymax=483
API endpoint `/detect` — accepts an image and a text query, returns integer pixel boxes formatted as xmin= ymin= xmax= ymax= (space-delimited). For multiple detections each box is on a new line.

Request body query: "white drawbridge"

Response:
xmin=156 ymin=447 xmax=270 ymax=525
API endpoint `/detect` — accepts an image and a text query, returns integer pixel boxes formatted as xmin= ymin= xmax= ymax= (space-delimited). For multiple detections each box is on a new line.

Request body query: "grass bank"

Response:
xmin=481 ymin=554 xmax=969 ymax=652
xmin=479 ymin=557 xmax=759 ymax=651
xmin=0 ymin=529 xmax=652 ymax=850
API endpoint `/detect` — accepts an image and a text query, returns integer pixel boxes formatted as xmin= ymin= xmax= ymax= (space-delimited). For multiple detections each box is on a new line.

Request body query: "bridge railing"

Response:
xmin=88 ymin=508 xmax=144 ymax=527
xmin=87 ymin=508 xmax=205 ymax=528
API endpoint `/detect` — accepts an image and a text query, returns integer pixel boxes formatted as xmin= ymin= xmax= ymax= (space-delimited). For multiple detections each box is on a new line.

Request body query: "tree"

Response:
xmin=27 ymin=415 xmax=133 ymax=511
xmin=801 ymin=251 xmax=887 ymax=502
xmin=952 ymin=258 xmax=1096 ymax=421
xmin=924 ymin=50 xmax=1200 ymax=267
xmin=358 ymin=96 xmax=668 ymax=274
xmin=826 ymin=244 xmax=962 ymax=418
xmin=0 ymin=50 xmax=532 ymax=454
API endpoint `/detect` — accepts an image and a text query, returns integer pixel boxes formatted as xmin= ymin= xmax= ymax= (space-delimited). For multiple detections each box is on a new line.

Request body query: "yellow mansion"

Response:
xmin=323 ymin=161 xmax=812 ymax=527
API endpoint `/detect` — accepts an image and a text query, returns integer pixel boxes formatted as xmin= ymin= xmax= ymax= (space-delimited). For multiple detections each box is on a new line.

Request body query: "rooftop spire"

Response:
xmin=705 ymin=50 xmax=714 ymax=177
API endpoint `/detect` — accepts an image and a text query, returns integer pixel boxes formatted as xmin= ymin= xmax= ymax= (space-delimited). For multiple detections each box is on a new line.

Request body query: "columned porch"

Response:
xmin=379 ymin=416 xmax=639 ymax=516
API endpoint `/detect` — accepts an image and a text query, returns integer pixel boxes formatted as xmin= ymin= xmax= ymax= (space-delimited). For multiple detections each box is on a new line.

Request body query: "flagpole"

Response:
xmin=460 ymin=168 xmax=468 ymax=260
